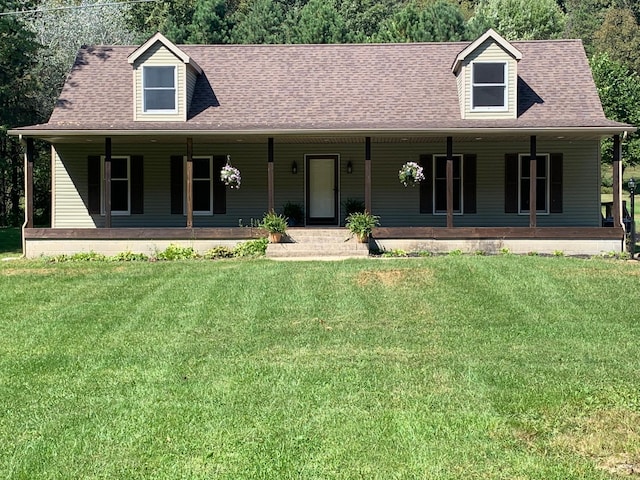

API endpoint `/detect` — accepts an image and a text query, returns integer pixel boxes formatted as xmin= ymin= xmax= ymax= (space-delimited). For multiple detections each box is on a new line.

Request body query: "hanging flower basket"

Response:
xmin=220 ymin=155 xmax=241 ymax=189
xmin=398 ymin=161 xmax=425 ymax=187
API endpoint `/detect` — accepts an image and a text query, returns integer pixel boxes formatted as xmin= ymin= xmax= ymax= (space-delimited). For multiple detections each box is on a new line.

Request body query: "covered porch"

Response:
xmin=19 ymin=130 xmax=627 ymax=257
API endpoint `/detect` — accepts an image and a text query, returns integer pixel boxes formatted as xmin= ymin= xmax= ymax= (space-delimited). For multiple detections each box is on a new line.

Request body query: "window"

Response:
xmin=471 ymin=62 xmax=507 ymax=111
xmin=88 ymin=155 xmax=143 ymax=216
xmin=518 ymin=154 xmax=549 ymax=214
xmin=419 ymin=154 xmax=476 ymax=215
xmin=105 ymin=157 xmax=130 ymax=214
xmin=434 ymin=155 xmax=463 ymax=214
xmin=143 ymin=66 xmax=177 ymax=113
xmin=189 ymin=157 xmax=213 ymax=215
xmin=169 ymin=155 xmax=227 ymax=216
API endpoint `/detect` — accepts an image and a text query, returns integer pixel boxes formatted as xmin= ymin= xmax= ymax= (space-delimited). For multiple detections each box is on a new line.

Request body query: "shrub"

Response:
xmin=234 ymin=238 xmax=268 ymax=257
xmin=204 ymin=246 xmax=235 ymax=259
xmin=156 ymin=244 xmax=199 ymax=261
xmin=382 ymin=249 xmax=407 ymax=257
xmin=111 ymin=250 xmax=149 ymax=262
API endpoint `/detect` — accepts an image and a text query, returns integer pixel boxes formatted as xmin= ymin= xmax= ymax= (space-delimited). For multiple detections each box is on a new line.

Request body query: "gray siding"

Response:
xmin=52 ymin=139 xmax=602 ymax=229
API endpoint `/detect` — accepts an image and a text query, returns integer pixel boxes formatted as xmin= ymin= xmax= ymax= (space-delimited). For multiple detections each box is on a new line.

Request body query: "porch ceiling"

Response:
xmin=34 ymin=132 xmax=609 ymax=145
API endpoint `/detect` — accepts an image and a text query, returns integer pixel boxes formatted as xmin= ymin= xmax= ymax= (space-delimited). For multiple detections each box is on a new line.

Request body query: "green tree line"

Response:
xmin=1 ymin=0 xmax=640 ymax=226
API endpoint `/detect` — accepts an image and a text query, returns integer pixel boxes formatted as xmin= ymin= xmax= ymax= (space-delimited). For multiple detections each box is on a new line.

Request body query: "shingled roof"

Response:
xmin=14 ymin=38 xmax=631 ymax=135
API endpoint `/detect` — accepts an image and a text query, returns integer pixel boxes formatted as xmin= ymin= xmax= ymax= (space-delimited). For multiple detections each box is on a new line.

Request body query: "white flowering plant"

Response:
xmin=220 ymin=156 xmax=241 ymax=188
xmin=398 ymin=161 xmax=425 ymax=187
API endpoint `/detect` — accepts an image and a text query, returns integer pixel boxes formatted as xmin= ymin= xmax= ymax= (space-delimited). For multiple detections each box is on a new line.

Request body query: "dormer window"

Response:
xmin=143 ymin=66 xmax=177 ymax=113
xmin=471 ymin=62 xmax=507 ymax=111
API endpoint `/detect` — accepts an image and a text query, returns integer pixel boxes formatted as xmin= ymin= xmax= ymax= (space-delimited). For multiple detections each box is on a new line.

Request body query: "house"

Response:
xmin=10 ymin=29 xmax=635 ymax=257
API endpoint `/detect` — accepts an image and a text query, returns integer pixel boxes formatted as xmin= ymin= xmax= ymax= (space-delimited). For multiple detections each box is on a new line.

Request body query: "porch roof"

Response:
xmin=11 ymin=40 xmax=633 ymax=139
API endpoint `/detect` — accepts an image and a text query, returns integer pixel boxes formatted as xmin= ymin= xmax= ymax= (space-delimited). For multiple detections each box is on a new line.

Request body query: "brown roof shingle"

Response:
xmin=25 ymin=39 xmax=630 ymax=133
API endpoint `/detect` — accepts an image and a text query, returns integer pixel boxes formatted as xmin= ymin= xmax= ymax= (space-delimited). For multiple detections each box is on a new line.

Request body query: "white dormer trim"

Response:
xmin=127 ymin=32 xmax=202 ymax=74
xmin=452 ymin=28 xmax=522 ymax=75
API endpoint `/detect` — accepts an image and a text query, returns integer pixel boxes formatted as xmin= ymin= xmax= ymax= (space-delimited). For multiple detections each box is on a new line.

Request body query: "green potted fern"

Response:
xmin=345 ymin=211 xmax=380 ymax=243
xmin=260 ymin=211 xmax=288 ymax=243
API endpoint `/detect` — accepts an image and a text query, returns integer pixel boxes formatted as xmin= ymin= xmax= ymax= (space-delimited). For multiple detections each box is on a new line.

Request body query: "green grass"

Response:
xmin=1 ymin=257 xmax=639 ymax=479
xmin=0 ymin=227 xmax=21 ymax=258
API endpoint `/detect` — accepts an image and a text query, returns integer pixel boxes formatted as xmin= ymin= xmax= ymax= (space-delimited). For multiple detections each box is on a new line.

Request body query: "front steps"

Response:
xmin=266 ymin=227 xmax=370 ymax=259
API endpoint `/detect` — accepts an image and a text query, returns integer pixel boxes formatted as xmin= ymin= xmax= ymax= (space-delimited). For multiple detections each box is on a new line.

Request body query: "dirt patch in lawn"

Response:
xmin=355 ymin=268 xmax=434 ymax=287
xmin=553 ymin=408 xmax=640 ymax=476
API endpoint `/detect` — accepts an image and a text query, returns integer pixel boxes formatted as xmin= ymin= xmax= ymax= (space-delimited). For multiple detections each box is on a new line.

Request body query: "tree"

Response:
xmin=0 ymin=0 xmax=41 ymax=225
xmin=593 ymin=7 xmax=640 ymax=74
xmin=187 ymin=0 xmax=230 ymax=43
xmin=468 ymin=0 xmax=566 ymax=40
xmin=230 ymin=0 xmax=287 ymax=44
xmin=287 ymin=0 xmax=347 ymax=44
xmin=26 ymin=0 xmax=137 ymax=120
xmin=126 ymin=0 xmax=197 ymax=43
xmin=375 ymin=0 xmax=468 ymax=43
xmin=590 ymin=53 xmax=640 ymax=167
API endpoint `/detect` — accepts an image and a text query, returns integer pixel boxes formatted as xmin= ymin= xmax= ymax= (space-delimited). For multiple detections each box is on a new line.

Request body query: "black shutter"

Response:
xmin=505 ymin=153 xmax=518 ymax=213
xmin=463 ymin=154 xmax=477 ymax=214
xmin=213 ymin=155 xmax=227 ymax=214
xmin=130 ymin=155 xmax=144 ymax=214
xmin=419 ymin=154 xmax=433 ymax=214
xmin=550 ymin=153 xmax=563 ymax=213
xmin=88 ymin=155 xmax=101 ymax=214
xmin=170 ymin=155 xmax=183 ymax=214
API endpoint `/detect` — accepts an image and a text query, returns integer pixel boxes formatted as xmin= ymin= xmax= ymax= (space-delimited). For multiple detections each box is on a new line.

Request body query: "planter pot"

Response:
xmin=357 ymin=233 xmax=369 ymax=243
xmin=269 ymin=232 xmax=283 ymax=243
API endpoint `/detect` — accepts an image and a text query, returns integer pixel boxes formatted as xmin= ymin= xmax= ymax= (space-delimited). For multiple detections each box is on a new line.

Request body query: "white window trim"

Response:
xmin=142 ymin=65 xmax=178 ymax=114
xmin=100 ymin=156 xmax=131 ymax=216
xmin=518 ymin=153 xmax=550 ymax=215
xmin=183 ymin=156 xmax=214 ymax=216
xmin=470 ymin=61 xmax=508 ymax=112
xmin=433 ymin=154 xmax=464 ymax=215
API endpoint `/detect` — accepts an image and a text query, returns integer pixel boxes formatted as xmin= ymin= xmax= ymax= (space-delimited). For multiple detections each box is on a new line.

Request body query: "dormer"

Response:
xmin=452 ymin=29 xmax=522 ymax=120
xmin=127 ymin=32 xmax=202 ymax=122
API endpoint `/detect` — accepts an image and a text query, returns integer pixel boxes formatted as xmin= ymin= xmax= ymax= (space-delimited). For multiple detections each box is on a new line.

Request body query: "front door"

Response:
xmin=306 ymin=154 xmax=338 ymax=225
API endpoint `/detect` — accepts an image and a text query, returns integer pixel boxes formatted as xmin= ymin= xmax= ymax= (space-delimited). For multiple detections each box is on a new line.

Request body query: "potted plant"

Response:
xmin=260 ymin=210 xmax=288 ymax=243
xmin=398 ymin=161 xmax=425 ymax=187
xmin=342 ymin=197 xmax=365 ymax=223
xmin=220 ymin=156 xmax=241 ymax=189
xmin=345 ymin=211 xmax=380 ymax=243
xmin=282 ymin=201 xmax=304 ymax=226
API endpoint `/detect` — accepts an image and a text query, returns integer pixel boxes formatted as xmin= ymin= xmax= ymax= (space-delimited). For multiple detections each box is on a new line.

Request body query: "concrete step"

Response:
xmin=266 ymin=241 xmax=369 ymax=258
xmin=266 ymin=228 xmax=370 ymax=258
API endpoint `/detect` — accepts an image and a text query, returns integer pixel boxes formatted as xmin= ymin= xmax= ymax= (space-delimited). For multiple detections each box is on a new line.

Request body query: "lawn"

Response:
xmin=1 ymin=256 xmax=639 ymax=479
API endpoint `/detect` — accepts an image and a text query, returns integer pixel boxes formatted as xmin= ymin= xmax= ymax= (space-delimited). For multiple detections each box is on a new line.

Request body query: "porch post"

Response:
xmin=104 ymin=137 xmax=112 ymax=228
xmin=446 ymin=136 xmax=453 ymax=228
xmin=613 ymin=134 xmax=622 ymax=229
xmin=186 ymin=137 xmax=193 ymax=228
xmin=529 ymin=135 xmax=537 ymax=228
xmin=365 ymin=137 xmax=371 ymax=212
xmin=268 ymin=137 xmax=274 ymax=211
xmin=24 ymin=137 xmax=34 ymax=229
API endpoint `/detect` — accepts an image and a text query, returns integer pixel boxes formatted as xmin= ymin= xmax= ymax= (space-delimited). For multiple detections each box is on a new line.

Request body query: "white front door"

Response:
xmin=306 ymin=155 xmax=338 ymax=225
